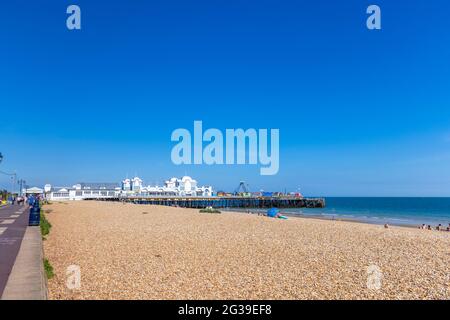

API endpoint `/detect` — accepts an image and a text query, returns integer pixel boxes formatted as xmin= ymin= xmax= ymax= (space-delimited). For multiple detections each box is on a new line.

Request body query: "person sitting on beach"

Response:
xmin=427 ymin=225 xmax=432 ymax=230
xmin=436 ymin=224 xmax=442 ymax=231
xmin=384 ymin=223 xmax=389 ymax=229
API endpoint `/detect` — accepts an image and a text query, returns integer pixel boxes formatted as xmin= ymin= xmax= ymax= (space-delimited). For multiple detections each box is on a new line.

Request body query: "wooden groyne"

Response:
xmin=95 ymin=196 xmax=325 ymax=209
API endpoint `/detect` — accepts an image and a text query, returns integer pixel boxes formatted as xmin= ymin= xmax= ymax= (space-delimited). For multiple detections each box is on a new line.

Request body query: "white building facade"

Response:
xmin=139 ymin=176 xmax=213 ymax=197
xmin=45 ymin=183 xmax=121 ymax=201
xmin=45 ymin=176 xmax=213 ymax=201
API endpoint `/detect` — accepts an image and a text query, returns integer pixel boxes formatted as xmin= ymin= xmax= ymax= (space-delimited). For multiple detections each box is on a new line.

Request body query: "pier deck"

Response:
xmin=92 ymin=196 xmax=325 ymax=209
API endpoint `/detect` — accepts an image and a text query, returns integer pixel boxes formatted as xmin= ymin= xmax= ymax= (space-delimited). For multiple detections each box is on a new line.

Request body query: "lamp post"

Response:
xmin=0 ymin=154 xmax=18 ymax=197
xmin=0 ymin=153 xmax=2 ymax=202
xmin=0 ymin=153 xmax=3 ymax=201
xmin=18 ymin=179 xmax=26 ymax=196
xmin=11 ymin=176 xmax=14 ymax=196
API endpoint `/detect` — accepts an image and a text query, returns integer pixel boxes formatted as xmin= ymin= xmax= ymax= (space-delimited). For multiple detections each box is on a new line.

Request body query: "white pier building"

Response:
xmin=45 ymin=176 xmax=213 ymax=201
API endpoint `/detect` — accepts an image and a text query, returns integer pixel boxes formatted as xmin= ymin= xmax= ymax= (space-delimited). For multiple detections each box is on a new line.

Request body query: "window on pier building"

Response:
xmin=54 ymin=192 xmax=69 ymax=198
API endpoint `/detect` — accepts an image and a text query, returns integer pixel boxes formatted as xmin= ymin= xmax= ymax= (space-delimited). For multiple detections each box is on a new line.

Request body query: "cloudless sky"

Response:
xmin=1 ymin=0 xmax=450 ymax=196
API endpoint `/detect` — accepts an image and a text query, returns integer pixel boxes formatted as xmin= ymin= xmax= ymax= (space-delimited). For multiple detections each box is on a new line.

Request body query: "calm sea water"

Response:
xmin=229 ymin=198 xmax=450 ymax=227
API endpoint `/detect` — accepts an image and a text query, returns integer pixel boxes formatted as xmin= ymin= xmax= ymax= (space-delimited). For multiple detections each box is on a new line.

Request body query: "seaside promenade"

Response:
xmin=0 ymin=204 xmax=47 ymax=300
xmin=0 ymin=204 xmax=28 ymax=296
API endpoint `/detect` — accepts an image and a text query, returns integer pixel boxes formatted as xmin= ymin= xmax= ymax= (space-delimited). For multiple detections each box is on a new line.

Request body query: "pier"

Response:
xmin=94 ymin=196 xmax=326 ymax=209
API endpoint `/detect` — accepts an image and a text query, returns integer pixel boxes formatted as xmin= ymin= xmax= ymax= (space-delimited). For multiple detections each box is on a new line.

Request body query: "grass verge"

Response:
xmin=43 ymin=258 xmax=54 ymax=279
xmin=40 ymin=212 xmax=52 ymax=239
xmin=41 ymin=204 xmax=54 ymax=280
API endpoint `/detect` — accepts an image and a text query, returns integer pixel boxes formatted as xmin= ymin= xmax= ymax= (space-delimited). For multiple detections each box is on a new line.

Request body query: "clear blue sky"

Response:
xmin=1 ymin=0 xmax=449 ymax=196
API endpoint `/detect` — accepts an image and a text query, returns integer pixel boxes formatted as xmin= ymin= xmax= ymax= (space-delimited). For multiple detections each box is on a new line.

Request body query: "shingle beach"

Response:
xmin=43 ymin=201 xmax=449 ymax=300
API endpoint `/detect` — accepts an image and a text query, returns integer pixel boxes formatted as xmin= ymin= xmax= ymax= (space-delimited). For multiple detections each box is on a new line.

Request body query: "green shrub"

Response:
xmin=40 ymin=213 xmax=52 ymax=239
xmin=199 ymin=206 xmax=221 ymax=214
xmin=43 ymin=258 xmax=54 ymax=279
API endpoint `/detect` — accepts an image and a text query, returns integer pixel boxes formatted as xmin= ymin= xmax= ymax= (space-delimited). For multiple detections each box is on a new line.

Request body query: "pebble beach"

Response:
xmin=43 ymin=201 xmax=449 ymax=300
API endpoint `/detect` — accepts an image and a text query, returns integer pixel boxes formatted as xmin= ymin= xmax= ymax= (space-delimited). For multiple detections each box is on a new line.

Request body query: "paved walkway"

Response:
xmin=1 ymin=226 xmax=47 ymax=300
xmin=0 ymin=204 xmax=29 ymax=297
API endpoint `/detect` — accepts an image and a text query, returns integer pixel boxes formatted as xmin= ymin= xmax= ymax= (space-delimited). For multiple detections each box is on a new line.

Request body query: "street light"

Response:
xmin=18 ymin=179 xmax=26 ymax=196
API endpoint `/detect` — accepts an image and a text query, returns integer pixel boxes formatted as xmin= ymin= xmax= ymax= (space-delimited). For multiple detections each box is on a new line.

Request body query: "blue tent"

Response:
xmin=267 ymin=208 xmax=279 ymax=218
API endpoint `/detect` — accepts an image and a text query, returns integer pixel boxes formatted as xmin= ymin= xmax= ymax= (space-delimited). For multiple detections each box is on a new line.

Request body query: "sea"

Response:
xmin=227 ymin=197 xmax=450 ymax=227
